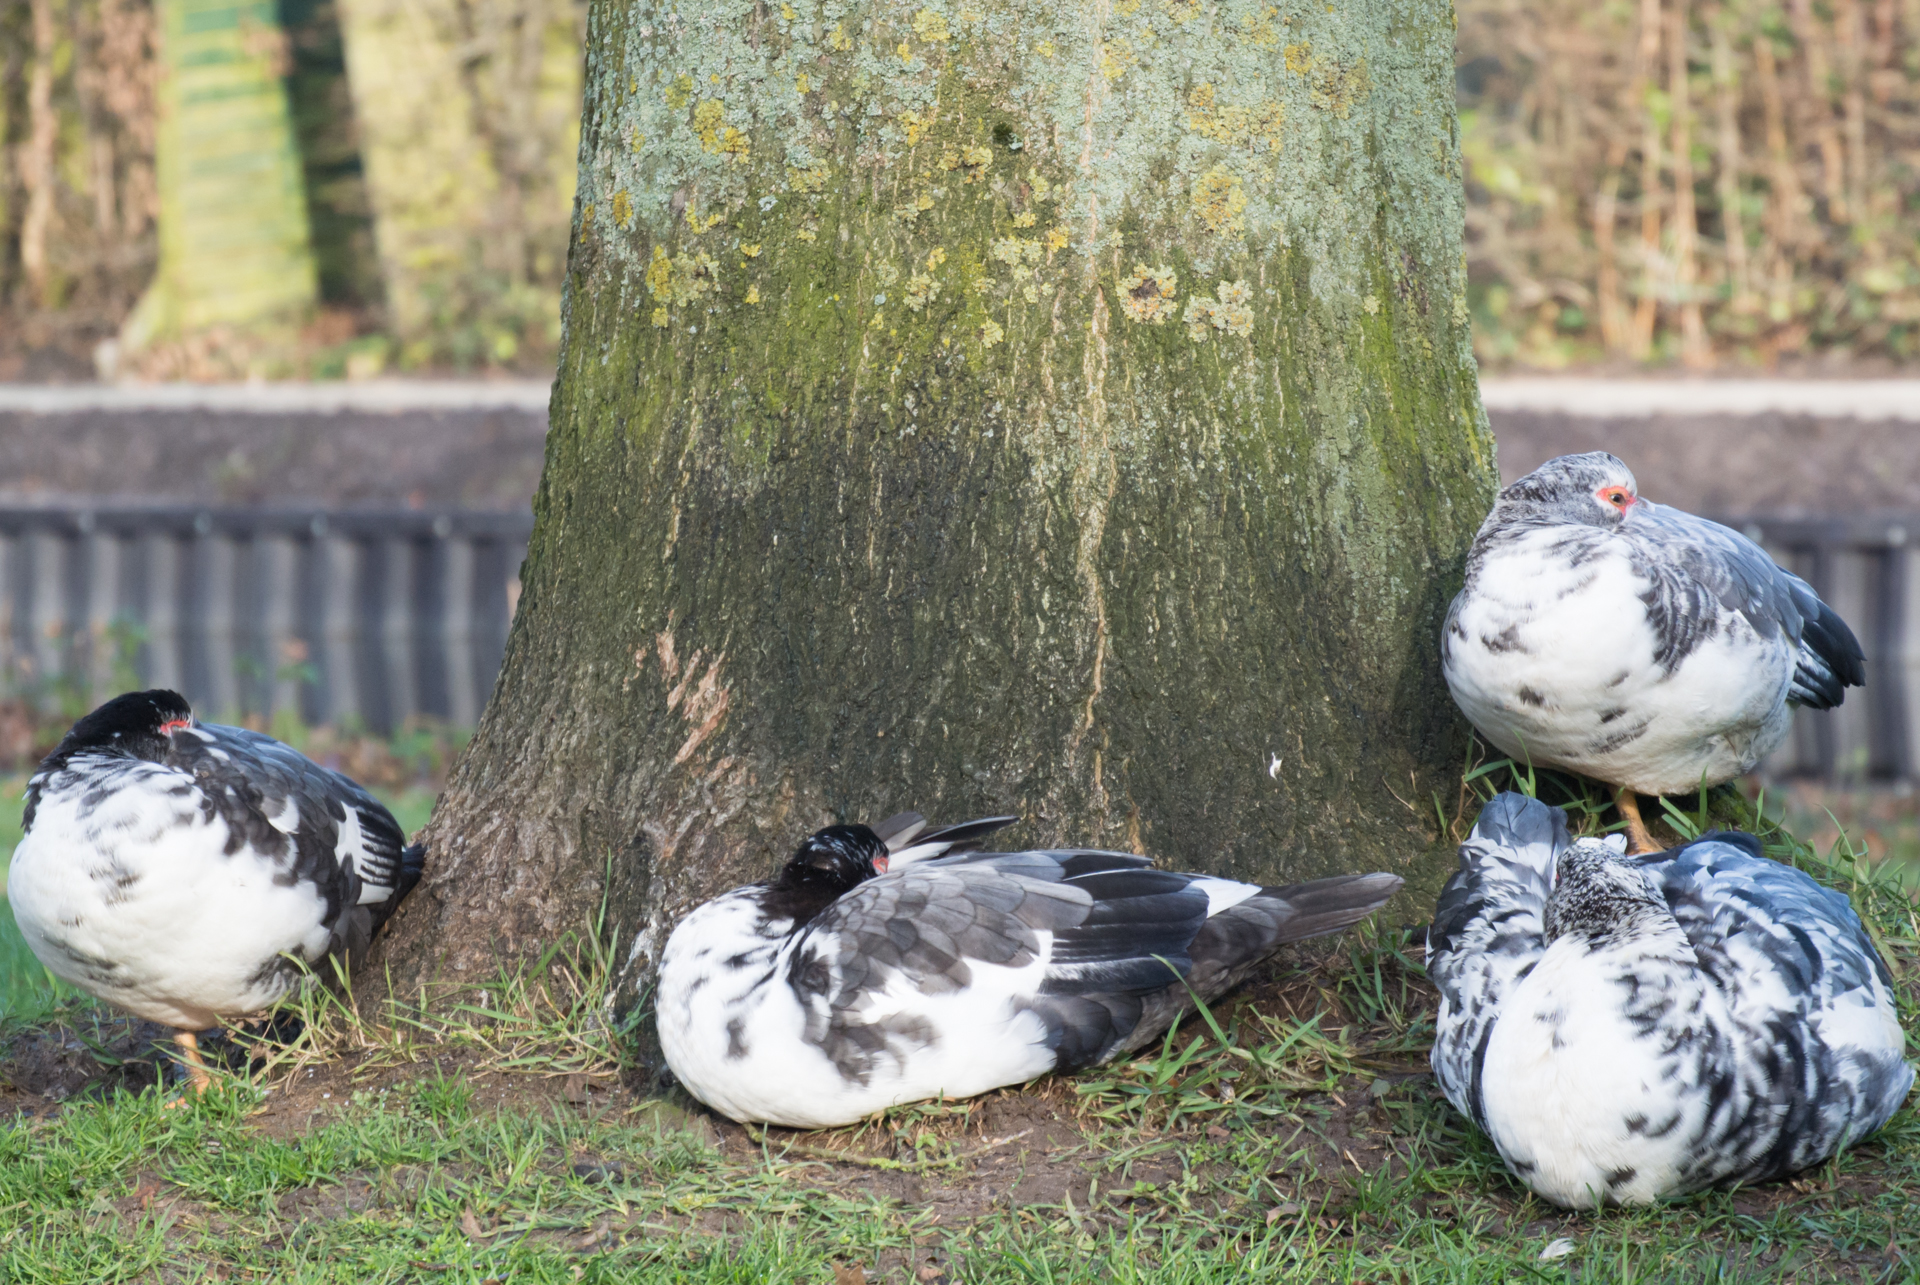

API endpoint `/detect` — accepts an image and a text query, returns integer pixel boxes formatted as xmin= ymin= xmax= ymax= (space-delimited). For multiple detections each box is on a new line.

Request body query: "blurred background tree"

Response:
xmin=0 ymin=0 xmax=1912 ymax=377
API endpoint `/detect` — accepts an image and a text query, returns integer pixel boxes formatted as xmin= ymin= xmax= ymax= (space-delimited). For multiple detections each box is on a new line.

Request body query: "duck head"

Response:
xmin=42 ymin=689 xmax=195 ymax=770
xmin=762 ymin=824 xmax=890 ymax=927
xmin=1497 ymin=452 xmax=1644 ymax=530
xmin=1543 ymin=837 xmax=1670 ymax=948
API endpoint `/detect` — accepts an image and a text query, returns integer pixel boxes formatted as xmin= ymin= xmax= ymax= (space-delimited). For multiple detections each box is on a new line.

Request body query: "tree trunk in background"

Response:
xmin=334 ymin=0 xmax=583 ymax=365
xmin=120 ymin=0 xmax=317 ymax=348
xmin=377 ymin=0 xmax=1497 ymax=1010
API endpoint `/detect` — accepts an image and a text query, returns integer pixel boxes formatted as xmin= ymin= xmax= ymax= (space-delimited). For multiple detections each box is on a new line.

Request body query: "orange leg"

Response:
xmin=166 ymin=1030 xmax=213 ymax=1105
xmin=1614 ymin=787 xmax=1659 ymax=854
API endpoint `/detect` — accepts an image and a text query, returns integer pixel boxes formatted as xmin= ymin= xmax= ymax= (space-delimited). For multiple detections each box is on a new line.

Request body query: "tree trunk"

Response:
xmin=377 ymin=0 xmax=1498 ymax=1009
xmin=119 ymin=0 xmax=317 ymax=348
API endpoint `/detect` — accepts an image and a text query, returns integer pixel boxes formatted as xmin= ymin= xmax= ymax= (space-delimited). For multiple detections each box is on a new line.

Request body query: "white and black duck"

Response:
xmin=658 ymin=813 xmax=1403 ymax=1128
xmin=1427 ymin=792 xmax=1911 ymax=1209
xmin=6 ymin=690 xmax=425 ymax=1091
xmin=1443 ymin=452 xmax=1865 ymax=850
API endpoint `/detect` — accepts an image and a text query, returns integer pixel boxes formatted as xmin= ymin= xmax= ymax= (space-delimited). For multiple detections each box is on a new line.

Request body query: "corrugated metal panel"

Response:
xmin=0 ymin=506 xmax=531 ymax=734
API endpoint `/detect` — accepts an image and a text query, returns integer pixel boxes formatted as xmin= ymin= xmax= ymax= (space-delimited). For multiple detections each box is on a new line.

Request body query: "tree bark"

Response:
xmin=377 ymin=0 xmax=1498 ymax=1008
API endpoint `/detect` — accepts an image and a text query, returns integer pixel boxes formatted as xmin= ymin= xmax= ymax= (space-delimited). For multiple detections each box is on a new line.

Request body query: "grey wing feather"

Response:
xmin=1639 ymin=506 xmax=1863 ymax=703
xmin=1426 ymin=792 xmax=1569 ymax=1130
xmin=1642 ymin=832 xmax=1913 ymax=1174
xmin=175 ymin=724 xmax=419 ymax=953
xmin=783 ymin=857 xmax=1093 ymax=1084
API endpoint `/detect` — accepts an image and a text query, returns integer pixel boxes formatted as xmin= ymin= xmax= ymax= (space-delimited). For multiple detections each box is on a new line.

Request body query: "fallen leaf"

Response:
xmin=1539 ymin=1237 xmax=1577 ymax=1262
xmin=460 ymin=1209 xmax=490 ymax=1240
xmin=563 ymin=1073 xmax=590 ymax=1104
xmin=1205 ymin=1125 xmax=1230 ymax=1141
xmin=833 ymin=1265 xmax=869 ymax=1285
xmin=916 ymin=1263 xmax=945 ymax=1282
xmin=1265 ymin=1202 xmax=1301 ymax=1225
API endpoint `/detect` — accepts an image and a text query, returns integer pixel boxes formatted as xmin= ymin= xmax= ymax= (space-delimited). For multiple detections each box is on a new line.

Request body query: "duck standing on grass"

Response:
xmin=1442 ymin=452 xmax=1864 ymax=851
xmin=657 ymin=811 xmax=1402 ymax=1129
xmin=6 ymin=690 xmax=425 ymax=1094
xmin=1426 ymin=792 xmax=1910 ymax=1209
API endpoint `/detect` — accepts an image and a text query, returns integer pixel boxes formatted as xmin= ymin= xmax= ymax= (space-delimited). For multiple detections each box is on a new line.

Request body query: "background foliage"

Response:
xmin=0 ymin=0 xmax=1914 ymax=375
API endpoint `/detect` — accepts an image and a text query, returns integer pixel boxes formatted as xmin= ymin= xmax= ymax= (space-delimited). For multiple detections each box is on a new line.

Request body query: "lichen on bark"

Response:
xmin=376 ymin=0 xmax=1498 ymax=1009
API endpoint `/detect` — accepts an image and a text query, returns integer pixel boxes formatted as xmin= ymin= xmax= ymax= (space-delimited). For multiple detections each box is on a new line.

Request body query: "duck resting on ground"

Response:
xmin=1426 ymin=792 xmax=1911 ymax=1209
xmin=1442 ymin=452 xmax=1864 ymax=851
xmin=657 ymin=813 xmax=1403 ymax=1129
xmin=6 ymin=690 xmax=425 ymax=1093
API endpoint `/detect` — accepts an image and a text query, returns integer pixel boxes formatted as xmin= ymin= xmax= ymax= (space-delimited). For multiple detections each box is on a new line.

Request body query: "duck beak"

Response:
xmin=872 ymin=856 xmax=890 ymax=875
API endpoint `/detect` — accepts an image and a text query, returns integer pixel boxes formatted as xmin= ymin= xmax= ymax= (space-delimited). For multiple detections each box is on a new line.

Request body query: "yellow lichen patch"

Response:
xmin=1113 ymin=0 xmax=1141 ymax=14
xmin=1310 ymin=59 xmax=1371 ymax=119
xmin=688 ymin=208 xmax=726 ymax=234
xmin=991 ymin=236 xmax=1043 ymax=267
xmin=628 ymin=77 xmax=638 ymax=94
xmin=927 ymin=246 xmax=947 ymax=269
xmin=647 ymin=245 xmax=721 ymax=306
xmin=795 ymin=227 xmax=819 ymax=242
xmin=877 ymin=263 xmax=902 ymax=286
xmin=893 ymin=202 xmax=925 ymax=221
xmin=745 ymin=284 xmax=761 ymax=304
xmin=897 ymin=40 xmax=914 ymax=62
xmin=1029 ymin=172 xmax=1052 ymax=200
xmin=1191 ymin=167 xmax=1248 ymax=234
xmin=904 ymin=272 xmax=940 ymax=311
xmin=630 ymin=126 xmax=646 ymax=153
xmin=917 ymin=193 xmax=935 ymax=211
xmin=1283 ymin=42 xmax=1314 ymax=74
xmin=1242 ymin=5 xmax=1282 ymax=50
xmin=1100 ymin=39 xmax=1135 ymax=83
xmin=787 ymin=163 xmax=831 ymax=193
xmin=1188 ymin=85 xmax=1285 ymax=153
xmin=693 ymin=100 xmax=725 ymax=145
xmin=611 ymin=190 xmax=633 ymax=229
xmin=830 ymin=21 xmax=852 ymax=49
xmin=1164 ymin=0 xmax=1200 ymax=23
xmin=939 ymin=149 xmax=961 ymax=171
xmin=959 ymin=5 xmax=981 ymax=20
xmin=741 ymin=243 xmax=762 ymax=258
xmin=652 ymin=306 xmax=669 ymax=328
xmin=1118 ymin=264 xmax=1178 ymax=323
xmin=666 ymin=73 xmax=694 ymax=109
xmin=1035 ymin=39 xmax=1055 ymax=57
xmin=795 ymin=73 xmax=810 ymax=94
xmin=901 ymin=108 xmax=937 ymax=146
xmin=1012 ymin=211 xmax=1036 ymax=228
xmin=581 ymin=202 xmax=595 ymax=227
xmin=1185 ymin=279 xmax=1254 ymax=340
xmin=911 ymin=9 xmax=951 ymax=40
xmin=1362 ymin=293 xmax=1380 ymax=314
xmin=963 ymin=144 xmax=992 ymax=171
xmin=1046 ymin=226 xmax=1069 ymax=252
xmin=979 ymin=319 xmax=1005 ymax=347
xmin=779 ymin=2 xmax=794 ymax=16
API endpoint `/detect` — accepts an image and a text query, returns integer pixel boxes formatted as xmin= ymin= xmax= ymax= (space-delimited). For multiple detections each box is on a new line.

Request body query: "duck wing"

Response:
xmin=1633 ymin=506 xmax=1864 ymax=706
xmin=790 ymin=849 xmax=1400 ymax=1086
xmin=1427 ymin=792 xmax=1571 ymax=1131
xmin=1635 ymin=832 xmax=1912 ymax=1178
xmin=165 ymin=724 xmax=425 ymax=955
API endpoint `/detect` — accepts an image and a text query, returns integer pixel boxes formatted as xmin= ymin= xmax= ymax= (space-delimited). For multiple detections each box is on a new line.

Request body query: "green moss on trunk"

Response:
xmin=376 ymin=0 xmax=1498 ymax=1004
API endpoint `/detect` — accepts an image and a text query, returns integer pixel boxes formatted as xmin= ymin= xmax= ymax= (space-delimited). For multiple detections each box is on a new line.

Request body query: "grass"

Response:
xmin=0 ymin=756 xmax=1916 ymax=1282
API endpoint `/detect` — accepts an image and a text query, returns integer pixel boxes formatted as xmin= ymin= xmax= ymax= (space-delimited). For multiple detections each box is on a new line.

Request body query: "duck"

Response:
xmin=1426 ymin=792 xmax=1911 ymax=1209
xmin=1442 ymin=452 xmax=1864 ymax=851
xmin=6 ymin=689 xmax=425 ymax=1092
xmin=657 ymin=812 xmax=1403 ymax=1128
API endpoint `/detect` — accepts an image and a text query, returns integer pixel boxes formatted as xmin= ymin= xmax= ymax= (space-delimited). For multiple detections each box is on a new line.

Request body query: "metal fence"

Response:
xmin=0 ymin=501 xmax=1908 ymax=780
xmin=0 ymin=506 xmax=532 ymax=734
